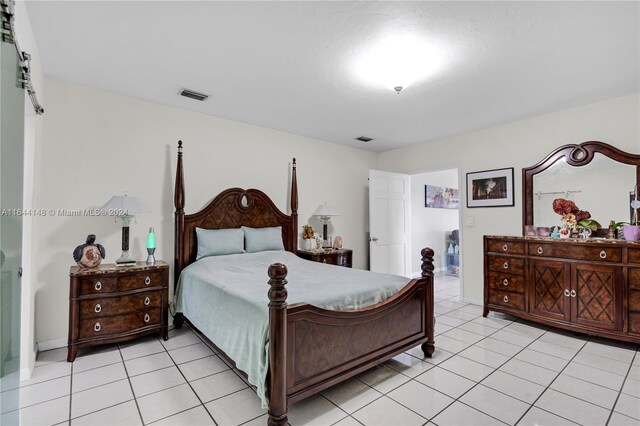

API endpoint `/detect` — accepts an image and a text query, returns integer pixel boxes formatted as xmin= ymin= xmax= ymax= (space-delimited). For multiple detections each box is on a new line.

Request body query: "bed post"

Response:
xmin=174 ymin=140 xmax=185 ymax=328
xmin=291 ymin=158 xmax=298 ymax=253
xmin=267 ymin=263 xmax=288 ymax=426
xmin=420 ymin=247 xmax=435 ymax=358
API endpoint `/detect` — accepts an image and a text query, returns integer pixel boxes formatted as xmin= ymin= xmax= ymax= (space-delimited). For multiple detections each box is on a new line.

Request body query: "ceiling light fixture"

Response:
xmin=355 ymin=136 xmax=373 ymax=142
xmin=353 ymin=33 xmax=445 ymax=93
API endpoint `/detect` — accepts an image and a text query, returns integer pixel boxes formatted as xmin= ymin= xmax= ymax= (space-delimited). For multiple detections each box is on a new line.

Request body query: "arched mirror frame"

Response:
xmin=522 ymin=141 xmax=640 ymax=235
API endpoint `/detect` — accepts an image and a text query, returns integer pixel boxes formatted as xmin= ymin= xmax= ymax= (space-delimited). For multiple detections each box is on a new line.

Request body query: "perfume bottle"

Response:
xmin=146 ymin=227 xmax=156 ymax=265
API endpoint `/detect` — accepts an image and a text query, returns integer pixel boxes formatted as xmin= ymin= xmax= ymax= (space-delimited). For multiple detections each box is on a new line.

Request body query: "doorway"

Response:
xmin=409 ymin=169 xmax=461 ymax=291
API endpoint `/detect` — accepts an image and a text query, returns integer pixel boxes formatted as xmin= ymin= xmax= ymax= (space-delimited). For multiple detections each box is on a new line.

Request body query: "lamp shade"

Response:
xmin=101 ymin=195 xmax=148 ymax=216
xmin=312 ymin=203 xmax=339 ymax=217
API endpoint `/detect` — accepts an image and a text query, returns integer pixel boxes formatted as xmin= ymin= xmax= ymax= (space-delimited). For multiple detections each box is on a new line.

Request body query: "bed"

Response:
xmin=173 ymin=141 xmax=435 ymax=425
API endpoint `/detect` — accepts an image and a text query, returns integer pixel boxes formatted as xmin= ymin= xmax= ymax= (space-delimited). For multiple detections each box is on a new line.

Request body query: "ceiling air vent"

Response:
xmin=355 ymin=136 xmax=373 ymax=143
xmin=179 ymin=88 xmax=209 ymax=102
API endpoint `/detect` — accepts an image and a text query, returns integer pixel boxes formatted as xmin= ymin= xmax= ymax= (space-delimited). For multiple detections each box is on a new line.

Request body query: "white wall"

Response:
xmin=32 ymin=79 xmax=377 ymax=345
xmin=378 ymin=94 xmax=640 ymax=304
xmin=410 ymin=170 xmax=459 ymax=275
xmin=14 ymin=0 xmax=45 ymax=378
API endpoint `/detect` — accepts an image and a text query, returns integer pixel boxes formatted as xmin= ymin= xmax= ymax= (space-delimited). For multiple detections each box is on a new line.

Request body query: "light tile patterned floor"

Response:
xmin=2 ymin=274 xmax=639 ymax=425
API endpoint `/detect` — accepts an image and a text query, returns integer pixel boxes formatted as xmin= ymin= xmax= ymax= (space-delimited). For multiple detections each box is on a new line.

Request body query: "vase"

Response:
xmin=304 ymin=239 xmax=312 ymax=250
xmin=623 ymin=225 xmax=640 ymax=241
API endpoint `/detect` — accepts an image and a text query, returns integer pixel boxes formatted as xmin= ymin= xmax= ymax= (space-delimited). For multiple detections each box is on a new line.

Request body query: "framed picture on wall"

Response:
xmin=466 ymin=167 xmax=514 ymax=208
xmin=425 ymin=185 xmax=459 ymax=209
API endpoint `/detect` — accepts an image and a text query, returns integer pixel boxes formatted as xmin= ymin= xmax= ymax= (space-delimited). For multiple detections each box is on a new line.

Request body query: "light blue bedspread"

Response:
xmin=175 ymin=250 xmax=410 ymax=407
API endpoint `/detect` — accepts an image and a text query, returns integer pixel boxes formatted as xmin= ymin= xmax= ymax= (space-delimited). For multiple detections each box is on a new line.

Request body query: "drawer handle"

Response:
xmin=144 ymin=297 xmax=150 ymax=306
xmin=144 ymin=313 xmax=150 ymax=323
xmin=94 ymin=322 xmax=101 ymax=332
xmin=94 ymin=304 xmax=102 ymax=313
xmin=144 ymin=276 xmax=151 ymax=285
xmin=503 ymin=295 xmax=509 ymax=303
xmin=600 ymin=250 xmax=607 ymax=259
xmin=95 ymin=281 xmax=102 ymax=291
xmin=503 ymin=278 xmax=508 ymax=286
xmin=502 ymin=244 xmax=508 ymax=252
xmin=503 ymin=261 xmax=509 ymax=269
xmin=570 ymin=289 xmax=576 ymax=298
xmin=564 ymin=289 xmax=570 ymax=297
xmin=537 ymin=246 xmax=544 ymax=255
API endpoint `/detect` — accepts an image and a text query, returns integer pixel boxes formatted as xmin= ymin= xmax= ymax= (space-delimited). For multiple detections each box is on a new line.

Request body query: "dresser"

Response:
xmin=68 ymin=261 xmax=169 ymax=362
xmin=297 ymin=249 xmax=352 ymax=268
xmin=484 ymin=236 xmax=640 ymax=344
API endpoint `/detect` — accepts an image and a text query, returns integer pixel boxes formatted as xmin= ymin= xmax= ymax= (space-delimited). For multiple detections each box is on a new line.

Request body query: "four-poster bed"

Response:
xmin=173 ymin=141 xmax=435 ymax=425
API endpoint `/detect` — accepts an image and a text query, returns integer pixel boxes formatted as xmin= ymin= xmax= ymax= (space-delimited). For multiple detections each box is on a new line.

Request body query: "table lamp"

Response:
xmin=101 ymin=195 xmax=148 ymax=265
xmin=312 ymin=203 xmax=339 ymax=248
xmin=146 ymin=227 xmax=156 ymax=265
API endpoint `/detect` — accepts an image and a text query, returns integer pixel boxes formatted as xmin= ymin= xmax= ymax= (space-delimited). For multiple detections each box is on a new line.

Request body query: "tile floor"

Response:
xmin=1 ymin=274 xmax=640 ymax=425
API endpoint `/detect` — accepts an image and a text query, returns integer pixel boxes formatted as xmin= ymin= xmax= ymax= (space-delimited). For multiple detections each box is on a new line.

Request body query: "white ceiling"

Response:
xmin=26 ymin=1 xmax=640 ymax=152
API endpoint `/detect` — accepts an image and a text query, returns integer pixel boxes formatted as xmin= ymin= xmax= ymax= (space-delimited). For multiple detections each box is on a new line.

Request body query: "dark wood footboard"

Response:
xmin=267 ymin=248 xmax=435 ymax=426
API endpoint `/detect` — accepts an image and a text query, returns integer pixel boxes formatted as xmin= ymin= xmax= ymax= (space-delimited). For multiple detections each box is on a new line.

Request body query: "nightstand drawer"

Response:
xmin=79 ymin=291 xmax=162 ymax=319
xmin=297 ymin=249 xmax=353 ymax=268
xmin=79 ymin=271 xmax=163 ymax=296
xmin=78 ymin=308 xmax=161 ymax=339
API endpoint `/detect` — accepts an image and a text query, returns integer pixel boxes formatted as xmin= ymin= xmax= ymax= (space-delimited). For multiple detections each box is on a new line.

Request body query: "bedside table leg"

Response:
xmin=67 ymin=345 xmax=78 ymax=362
xmin=161 ymin=326 xmax=169 ymax=341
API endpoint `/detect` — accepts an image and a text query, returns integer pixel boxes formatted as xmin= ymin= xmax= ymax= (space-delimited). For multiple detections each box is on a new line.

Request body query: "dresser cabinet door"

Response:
xmin=571 ymin=263 xmax=622 ymax=331
xmin=529 ymin=259 xmax=570 ymax=322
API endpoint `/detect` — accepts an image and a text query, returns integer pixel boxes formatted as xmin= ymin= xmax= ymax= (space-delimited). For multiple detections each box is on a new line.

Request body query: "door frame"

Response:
xmin=407 ymin=167 xmax=463 ymax=298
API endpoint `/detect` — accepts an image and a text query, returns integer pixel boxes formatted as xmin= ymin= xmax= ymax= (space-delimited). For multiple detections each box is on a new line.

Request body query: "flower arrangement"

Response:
xmin=302 ymin=225 xmax=315 ymax=240
xmin=552 ymin=199 xmax=600 ymax=232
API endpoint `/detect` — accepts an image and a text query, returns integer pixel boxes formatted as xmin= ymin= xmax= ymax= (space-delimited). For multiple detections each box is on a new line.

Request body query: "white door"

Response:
xmin=369 ymin=170 xmax=411 ymax=277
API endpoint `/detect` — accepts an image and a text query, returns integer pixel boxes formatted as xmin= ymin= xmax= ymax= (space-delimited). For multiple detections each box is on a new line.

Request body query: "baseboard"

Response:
xmin=20 ymin=366 xmax=32 ymax=381
xmin=19 ymin=346 xmax=37 ymax=381
xmin=462 ymin=296 xmax=482 ymax=306
xmin=37 ymin=338 xmax=67 ymax=352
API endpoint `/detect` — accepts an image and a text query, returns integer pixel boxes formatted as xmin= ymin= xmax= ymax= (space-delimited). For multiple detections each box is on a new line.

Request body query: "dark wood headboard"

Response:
xmin=174 ymin=141 xmax=298 ymax=286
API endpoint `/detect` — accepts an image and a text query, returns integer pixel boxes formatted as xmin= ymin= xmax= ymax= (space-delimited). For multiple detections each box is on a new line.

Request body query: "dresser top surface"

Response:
xmin=485 ymin=235 xmax=640 ymax=247
xmin=70 ymin=261 xmax=168 ymax=276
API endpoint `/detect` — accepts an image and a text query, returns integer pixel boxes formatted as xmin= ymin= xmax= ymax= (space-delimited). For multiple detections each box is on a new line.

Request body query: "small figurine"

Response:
xmin=73 ymin=234 xmax=106 ymax=268
xmin=333 ymin=235 xmax=343 ymax=249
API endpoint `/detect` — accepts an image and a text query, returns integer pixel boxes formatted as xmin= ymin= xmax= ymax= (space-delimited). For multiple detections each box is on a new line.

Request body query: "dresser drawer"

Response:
xmin=528 ymin=243 xmax=621 ymax=263
xmin=488 ymin=290 xmax=525 ymax=311
xmin=78 ymin=308 xmax=161 ymax=339
xmin=79 ymin=291 xmax=162 ymax=319
xmin=487 ymin=240 xmax=525 ymax=255
xmin=487 ymin=272 xmax=525 ymax=293
xmin=79 ymin=271 xmax=163 ymax=296
xmin=487 ymin=256 xmax=525 ymax=275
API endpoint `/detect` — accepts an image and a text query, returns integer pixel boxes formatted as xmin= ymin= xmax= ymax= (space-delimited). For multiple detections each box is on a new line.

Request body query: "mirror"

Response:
xmin=533 ymin=154 xmax=636 ymax=227
xmin=523 ymin=141 xmax=640 ymax=234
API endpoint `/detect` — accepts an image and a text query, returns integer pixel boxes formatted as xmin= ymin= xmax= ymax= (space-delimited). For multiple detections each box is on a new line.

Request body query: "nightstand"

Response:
xmin=67 ymin=261 xmax=169 ymax=362
xmin=297 ymin=249 xmax=352 ymax=268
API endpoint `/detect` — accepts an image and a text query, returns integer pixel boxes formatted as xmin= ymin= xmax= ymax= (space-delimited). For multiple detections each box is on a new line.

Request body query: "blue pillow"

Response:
xmin=195 ymin=227 xmax=245 ymax=260
xmin=242 ymin=226 xmax=284 ymax=253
